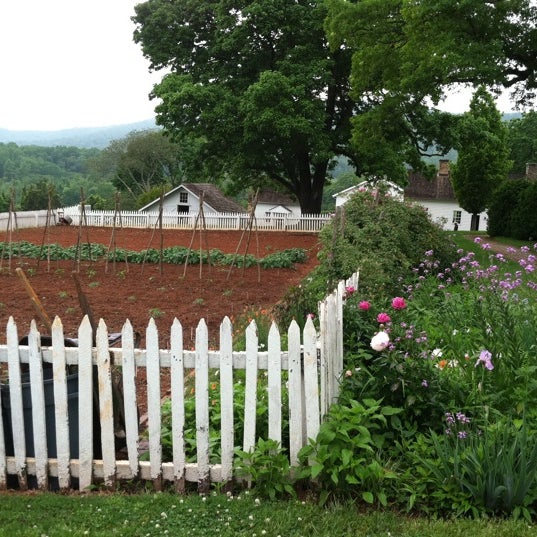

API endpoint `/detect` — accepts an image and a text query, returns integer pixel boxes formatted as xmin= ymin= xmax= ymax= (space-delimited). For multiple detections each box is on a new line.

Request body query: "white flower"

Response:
xmin=370 ymin=331 xmax=390 ymax=352
xmin=431 ymin=348 xmax=443 ymax=358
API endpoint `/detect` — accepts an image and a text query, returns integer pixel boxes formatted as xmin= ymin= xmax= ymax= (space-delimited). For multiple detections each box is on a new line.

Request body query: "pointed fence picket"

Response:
xmin=0 ymin=270 xmax=358 ymax=491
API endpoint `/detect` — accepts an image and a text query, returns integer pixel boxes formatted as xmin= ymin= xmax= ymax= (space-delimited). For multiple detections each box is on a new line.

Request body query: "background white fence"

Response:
xmin=0 ymin=208 xmax=332 ymax=232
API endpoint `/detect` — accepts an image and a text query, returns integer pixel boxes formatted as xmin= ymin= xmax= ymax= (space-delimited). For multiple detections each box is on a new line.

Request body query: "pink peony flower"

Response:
xmin=358 ymin=301 xmax=371 ymax=311
xmin=376 ymin=312 xmax=391 ymax=323
xmin=391 ymin=297 xmax=407 ymax=310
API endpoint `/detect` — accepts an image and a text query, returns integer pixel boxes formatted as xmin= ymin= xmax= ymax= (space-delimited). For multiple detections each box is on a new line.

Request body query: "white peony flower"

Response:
xmin=370 ymin=330 xmax=390 ymax=352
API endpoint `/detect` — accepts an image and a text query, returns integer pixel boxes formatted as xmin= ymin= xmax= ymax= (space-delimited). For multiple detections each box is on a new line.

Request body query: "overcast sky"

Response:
xmin=0 ymin=0 xmax=162 ymax=131
xmin=0 ymin=1 xmax=518 ymax=132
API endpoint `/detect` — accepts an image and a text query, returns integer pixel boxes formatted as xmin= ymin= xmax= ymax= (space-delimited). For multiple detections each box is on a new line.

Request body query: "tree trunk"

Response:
xmin=296 ymin=161 xmax=328 ymax=214
xmin=470 ymin=213 xmax=480 ymax=231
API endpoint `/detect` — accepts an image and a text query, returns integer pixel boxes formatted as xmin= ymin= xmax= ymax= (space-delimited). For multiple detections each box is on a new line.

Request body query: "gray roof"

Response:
xmin=257 ymin=190 xmax=299 ymax=206
xmin=182 ymin=183 xmax=246 ymax=213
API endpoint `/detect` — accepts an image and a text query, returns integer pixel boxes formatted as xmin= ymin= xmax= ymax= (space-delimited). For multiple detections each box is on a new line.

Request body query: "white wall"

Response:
xmin=410 ymin=200 xmax=487 ymax=231
xmin=254 ymin=202 xmax=302 ymax=219
xmin=144 ymin=190 xmax=216 ymax=214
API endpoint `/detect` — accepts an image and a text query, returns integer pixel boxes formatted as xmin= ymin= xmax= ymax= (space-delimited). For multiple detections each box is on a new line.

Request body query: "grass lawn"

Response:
xmin=1 ymin=491 xmax=537 ymax=537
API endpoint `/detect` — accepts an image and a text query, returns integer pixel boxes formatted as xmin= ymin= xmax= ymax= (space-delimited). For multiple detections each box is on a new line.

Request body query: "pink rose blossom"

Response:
xmin=377 ymin=312 xmax=391 ymax=323
xmin=358 ymin=301 xmax=371 ymax=311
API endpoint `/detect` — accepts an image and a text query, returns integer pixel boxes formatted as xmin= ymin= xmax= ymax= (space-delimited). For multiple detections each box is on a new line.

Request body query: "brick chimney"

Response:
xmin=438 ymin=159 xmax=450 ymax=177
xmin=526 ymin=162 xmax=537 ymax=180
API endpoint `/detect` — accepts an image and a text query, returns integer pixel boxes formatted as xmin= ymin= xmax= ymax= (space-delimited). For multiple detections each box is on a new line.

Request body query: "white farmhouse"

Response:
xmin=332 ymin=162 xmax=487 ymax=232
xmin=405 ymin=160 xmax=487 ymax=231
xmin=138 ymin=183 xmax=246 ymax=215
xmin=253 ymin=190 xmax=302 ymax=226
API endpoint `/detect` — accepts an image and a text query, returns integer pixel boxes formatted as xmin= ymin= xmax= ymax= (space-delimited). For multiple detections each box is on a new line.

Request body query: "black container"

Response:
xmin=1 ymin=368 xmax=79 ymax=458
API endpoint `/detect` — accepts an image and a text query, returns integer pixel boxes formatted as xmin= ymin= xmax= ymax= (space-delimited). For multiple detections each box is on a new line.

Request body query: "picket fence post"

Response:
xmin=28 ymin=321 xmax=47 ymax=490
xmin=52 ymin=317 xmax=71 ymax=490
xmin=96 ymin=319 xmax=116 ymax=487
xmin=146 ymin=318 xmax=162 ymax=489
xmin=287 ymin=319 xmax=303 ymax=466
xmin=170 ymin=318 xmax=186 ymax=492
xmin=7 ymin=317 xmax=27 ymax=489
xmin=195 ymin=319 xmax=210 ymax=493
xmin=267 ymin=322 xmax=282 ymax=445
xmin=219 ymin=316 xmax=234 ymax=487
xmin=242 ymin=320 xmax=258 ymax=455
xmin=78 ymin=315 xmax=94 ymax=490
xmin=121 ymin=319 xmax=140 ymax=481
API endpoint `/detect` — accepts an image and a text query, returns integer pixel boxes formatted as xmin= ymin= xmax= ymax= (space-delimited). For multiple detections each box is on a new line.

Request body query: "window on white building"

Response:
xmin=453 ymin=210 xmax=462 ymax=225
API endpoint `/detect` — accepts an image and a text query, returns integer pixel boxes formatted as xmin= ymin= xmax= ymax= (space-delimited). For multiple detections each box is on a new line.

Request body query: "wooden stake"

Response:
xmin=15 ymin=267 xmax=53 ymax=333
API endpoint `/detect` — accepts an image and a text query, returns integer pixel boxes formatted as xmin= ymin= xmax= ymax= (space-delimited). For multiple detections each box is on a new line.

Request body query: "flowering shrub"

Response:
xmin=334 ymin=239 xmax=537 ymax=517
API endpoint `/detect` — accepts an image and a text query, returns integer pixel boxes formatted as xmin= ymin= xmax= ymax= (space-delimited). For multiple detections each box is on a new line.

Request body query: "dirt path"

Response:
xmin=468 ymin=235 xmax=528 ymax=262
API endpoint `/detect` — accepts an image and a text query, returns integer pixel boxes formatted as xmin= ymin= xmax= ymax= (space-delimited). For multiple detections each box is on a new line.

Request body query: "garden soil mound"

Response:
xmin=0 ymin=226 xmax=321 ymax=347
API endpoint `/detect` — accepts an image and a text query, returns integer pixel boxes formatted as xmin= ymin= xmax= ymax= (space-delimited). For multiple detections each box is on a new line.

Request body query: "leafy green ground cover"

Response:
xmin=0 ymin=241 xmax=307 ymax=268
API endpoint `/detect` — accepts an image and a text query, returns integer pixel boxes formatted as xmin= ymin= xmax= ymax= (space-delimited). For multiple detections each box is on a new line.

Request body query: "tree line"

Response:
xmin=1 ymin=108 xmax=537 ymax=219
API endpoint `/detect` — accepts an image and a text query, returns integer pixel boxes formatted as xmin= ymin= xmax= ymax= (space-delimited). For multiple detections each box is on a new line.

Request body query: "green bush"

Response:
xmin=511 ymin=181 xmax=537 ymax=240
xmin=335 ymin=237 xmax=537 ymax=516
xmin=298 ymin=399 xmax=401 ymax=507
xmin=487 ymin=179 xmax=531 ymax=238
xmin=274 ymin=189 xmax=458 ymax=328
xmin=402 ymin=415 xmax=537 ymax=520
xmin=318 ymin=190 xmax=457 ymax=296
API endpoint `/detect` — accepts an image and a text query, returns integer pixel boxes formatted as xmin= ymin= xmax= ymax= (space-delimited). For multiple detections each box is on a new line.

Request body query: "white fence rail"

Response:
xmin=0 ymin=209 xmax=332 ymax=232
xmin=63 ymin=208 xmax=331 ymax=232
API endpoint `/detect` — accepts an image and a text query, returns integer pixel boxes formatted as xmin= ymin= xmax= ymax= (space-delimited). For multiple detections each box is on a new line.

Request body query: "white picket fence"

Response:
xmin=0 ymin=208 xmax=331 ymax=232
xmin=0 ymin=271 xmax=358 ymax=492
xmin=62 ymin=208 xmax=331 ymax=232
xmin=0 ymin=210 xmax=51 ymax=231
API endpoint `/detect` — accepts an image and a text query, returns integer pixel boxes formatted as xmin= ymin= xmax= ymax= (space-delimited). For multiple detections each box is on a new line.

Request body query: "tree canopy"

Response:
xmin=133 ymin=0 xmax=359 ymax=213
xmin=507 ymin=111 xmax=537 ymax=174
xmin=90 ymin=130 xmax=185 ymax=208
xmin=451 ymin=87 xmax=511 ymax=229
xmin=324 ymin=0 xmax=537 ymax=181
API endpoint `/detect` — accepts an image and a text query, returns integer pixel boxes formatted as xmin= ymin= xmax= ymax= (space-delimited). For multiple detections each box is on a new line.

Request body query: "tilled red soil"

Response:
xmin=0 ymin=226 xmax=321 ymax=347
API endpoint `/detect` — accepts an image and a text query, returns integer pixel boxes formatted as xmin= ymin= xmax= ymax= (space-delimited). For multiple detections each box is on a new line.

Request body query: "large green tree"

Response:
xmin=132 ymin=0 xmax=358 ymax=214
xmin=451 ymin=87 xmax=512 ymax=230
xmin=20 ymin=179 xmax=62 ymax=211
xmin=91 ymin=130 xmax=185 ymax=207
xmin=507 ymin=111 xmax=537 ymax=175
xmin=324 ymin=0 xmax=537 ymax=179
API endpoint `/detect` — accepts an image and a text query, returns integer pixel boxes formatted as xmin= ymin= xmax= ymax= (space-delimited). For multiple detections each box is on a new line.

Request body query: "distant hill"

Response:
xmin=0 ymin=119 xmax=158 ymax=149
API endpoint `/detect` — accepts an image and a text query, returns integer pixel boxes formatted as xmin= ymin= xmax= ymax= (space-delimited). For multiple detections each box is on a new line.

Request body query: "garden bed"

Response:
xmin=0 ymin=226 xmax=321 ymax=346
